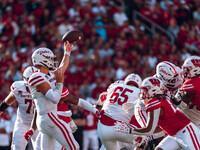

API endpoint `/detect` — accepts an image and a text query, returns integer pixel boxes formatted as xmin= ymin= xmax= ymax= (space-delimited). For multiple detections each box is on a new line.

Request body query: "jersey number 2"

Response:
xmin=110 ymin=87 xmax=133 ymax=105
xmin=25 ymin=99 xmax=32 ymax=114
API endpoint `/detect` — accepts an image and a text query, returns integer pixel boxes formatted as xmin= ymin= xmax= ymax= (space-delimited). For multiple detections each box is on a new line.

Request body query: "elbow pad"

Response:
xmin=45 ymin=89 xmax=61 ymax=104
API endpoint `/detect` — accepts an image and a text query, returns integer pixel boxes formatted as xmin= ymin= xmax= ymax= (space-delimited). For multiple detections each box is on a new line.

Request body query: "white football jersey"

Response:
xmin=10 ymin=81 xmax=34 ymax=124
xmin=28 ymin=71 xmax=57 ymax=115
xmin=102 ymin=83 xmax=140 ymax=122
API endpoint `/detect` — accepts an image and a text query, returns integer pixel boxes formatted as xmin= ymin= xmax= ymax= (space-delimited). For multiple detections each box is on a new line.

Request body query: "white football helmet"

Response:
xmin=182 ymin=55 xmax=200 ymax=79
xmin=140 ymin=77 xmax=164 ymax=100
xmin=23 ymin=66 xmax=38 ymax=85
xmin=107 ymin=80 xmax=124 ymax=92
xmin=31 ymin=47 xmax=57 ymax=70
xmin=124 ymin=73 xmax=142 ymax=88
xmin=156 ymin=61 xmax=183 ymax=89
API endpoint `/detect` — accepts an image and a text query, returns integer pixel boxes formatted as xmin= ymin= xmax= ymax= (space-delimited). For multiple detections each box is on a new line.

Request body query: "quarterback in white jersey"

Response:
xmin=27 ymin=44 xmax=80 ymax=150
xmin=0 ymin=66 xmax=39 ymax=150
xmin=97 ymin=73 xmax=142 ymax=150
xmin=28 ymin=43 xmax=99 ymax=150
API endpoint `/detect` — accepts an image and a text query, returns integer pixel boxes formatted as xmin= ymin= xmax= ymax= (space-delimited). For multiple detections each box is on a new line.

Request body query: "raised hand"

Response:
xmin=64 ymin=41 xmax=73 ymax=56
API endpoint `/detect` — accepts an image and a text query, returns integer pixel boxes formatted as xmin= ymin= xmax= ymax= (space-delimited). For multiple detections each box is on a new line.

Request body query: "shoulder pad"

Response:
xmin=10 ymin=81 xmax=26 ymax=92
xmin=28 ymin=72 xmax=46 ymax=87
xmin=145 ymin=98 xmax=161 ymax=112
xmin=181 ymin=79 xmax=194 ymax=91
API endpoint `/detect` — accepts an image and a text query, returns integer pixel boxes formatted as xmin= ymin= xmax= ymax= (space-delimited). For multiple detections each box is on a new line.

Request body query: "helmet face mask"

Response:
xmin=32 ymin=48 xmax=57 ymax=70
xmin=139 ymin=86 xmax=150 ymax=100
xmin=182 ymin=56 xmax=200 ymax=79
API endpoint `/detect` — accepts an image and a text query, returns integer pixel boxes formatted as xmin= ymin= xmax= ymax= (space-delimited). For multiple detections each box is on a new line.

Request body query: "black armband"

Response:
xmin=0 ymin=101 xmax=9 ymax=111
xmin=129 ymin=128 xmax=132 ymax=134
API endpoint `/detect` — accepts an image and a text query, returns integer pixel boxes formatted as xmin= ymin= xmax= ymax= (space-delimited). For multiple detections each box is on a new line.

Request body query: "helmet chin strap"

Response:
xmin=40 ymin=62 xmax=51 ymax=69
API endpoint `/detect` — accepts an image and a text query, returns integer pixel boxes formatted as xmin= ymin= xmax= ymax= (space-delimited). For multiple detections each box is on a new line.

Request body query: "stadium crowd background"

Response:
xmin=0 ymin=0 xmax=200 ymax=149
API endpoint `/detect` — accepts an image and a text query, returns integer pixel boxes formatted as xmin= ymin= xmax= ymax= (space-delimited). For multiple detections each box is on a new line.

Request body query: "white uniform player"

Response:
xmin=28 ymin=47 xmax=79 ymax=150
xmin=11 ymin=81 xmax=40 ymax=150
xmin=97 ymin=73 xmax=142 ymax=150
xmin=0 ymin=66 xmax=40 ymax=150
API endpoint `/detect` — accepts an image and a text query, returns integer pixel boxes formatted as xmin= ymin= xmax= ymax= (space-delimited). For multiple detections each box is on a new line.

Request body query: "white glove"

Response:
xmin=114 ymin=121 xmax=131 ymax=134
xmin=133 ymin=136 xmax=148 ymax=147
xmin=69 ymin=119 xmax=78 ymax=133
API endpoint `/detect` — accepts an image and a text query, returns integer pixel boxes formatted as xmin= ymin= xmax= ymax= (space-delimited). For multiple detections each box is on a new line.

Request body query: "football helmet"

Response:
xmin=140 ymin=77 xmax=164 ymax=100
xmin=182 ymin=55 xmax=200 ymax=79
xmin=23 ymin=66 xmax=38 ymax=85
xmin=107 ymin=80 xmax=124 ymax=92
xmin=31 ymin=47 xmax=57 ymax=70
xmin=156 ymin=61 xmax=183 ymax=89
xmin=124 ymin=73 xmax=142 ymax=88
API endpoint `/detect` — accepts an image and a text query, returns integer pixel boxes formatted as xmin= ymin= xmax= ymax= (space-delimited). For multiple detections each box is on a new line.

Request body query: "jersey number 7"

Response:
xmin=110 ymin=87 xmax=133 ymax=105
xmin=25 ymin=99 xmax=32 ymax=114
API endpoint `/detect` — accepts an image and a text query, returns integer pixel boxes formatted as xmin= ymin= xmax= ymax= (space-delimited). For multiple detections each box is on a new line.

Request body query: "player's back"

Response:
xmin=146 ymin=97 xmax=190 ymax=136
xmin=11 ymin=81 xmax=34 ymax=124
xmin=28 ymin=72 xmax=57 ymax=115
xmin=102 ymin=83 xmax=140 ymax=122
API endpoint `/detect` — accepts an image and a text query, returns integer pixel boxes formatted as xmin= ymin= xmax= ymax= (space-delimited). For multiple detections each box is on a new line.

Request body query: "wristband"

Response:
xmin=129 ymin=128 xmax=132 ymax=134
xmin=64 ymin=51 xmax=70 ymax=56
xmin=0 ymin=101 xmax=9 ymax=111
xmin=56 ymin=83 xmax=63 ymax=95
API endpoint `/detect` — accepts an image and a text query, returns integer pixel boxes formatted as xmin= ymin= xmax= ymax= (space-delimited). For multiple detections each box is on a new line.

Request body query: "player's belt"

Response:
xmin=100 ymin=111 xmax=117 ymax=126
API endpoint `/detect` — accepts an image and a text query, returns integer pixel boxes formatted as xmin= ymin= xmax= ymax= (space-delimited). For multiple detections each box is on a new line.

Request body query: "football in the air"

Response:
xmin=62 ymin=30 xmax=83 ymax=43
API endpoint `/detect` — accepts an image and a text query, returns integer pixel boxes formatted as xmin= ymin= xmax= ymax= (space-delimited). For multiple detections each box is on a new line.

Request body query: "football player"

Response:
xmin=173 ymin=55 xmax=200 ymax=128
xmin=115 ymin=76 xmax=200 ymax=150
xmin=0 ymin=66 xmax=39 ymax=150
xmin=27 ymin=42 xmax=99 ymax=150
xmin=133 ymin=61 xmax=183 ymax=147
xmin=97 ymin=73 xmax=142 ymax=150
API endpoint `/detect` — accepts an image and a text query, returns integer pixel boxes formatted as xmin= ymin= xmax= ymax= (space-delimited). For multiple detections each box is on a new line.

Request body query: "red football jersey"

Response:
xmin=57 ymin=86 xmax=71 ymax=123
xmin=145 ymin=97 xmax=190 ymax=136
xmin=83 ymin=110 xmax=98 ymax=130
xmin=181 ymin=76 xmax=200 ymax=110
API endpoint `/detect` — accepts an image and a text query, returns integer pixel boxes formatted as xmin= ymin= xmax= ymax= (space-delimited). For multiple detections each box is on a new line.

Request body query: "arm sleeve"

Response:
xmin=78 ymin=98 xmax=97 ymax=114
xmin=131 ymin=108 xmax=161 ymax=136
xmin=45 ymin=89 xmax=61 ymax=104
xmin=45 ymin=83 xmax=63 ymax=104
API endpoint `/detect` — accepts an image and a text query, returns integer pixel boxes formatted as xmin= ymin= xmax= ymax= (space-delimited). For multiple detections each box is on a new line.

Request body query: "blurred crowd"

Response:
xmin=0 ymin=0 xmax=200 ymax=149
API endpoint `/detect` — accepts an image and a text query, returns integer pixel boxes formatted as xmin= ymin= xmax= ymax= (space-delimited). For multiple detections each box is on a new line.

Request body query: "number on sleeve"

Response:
xmin=25 ymin=99 xmax=32 ymax=114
